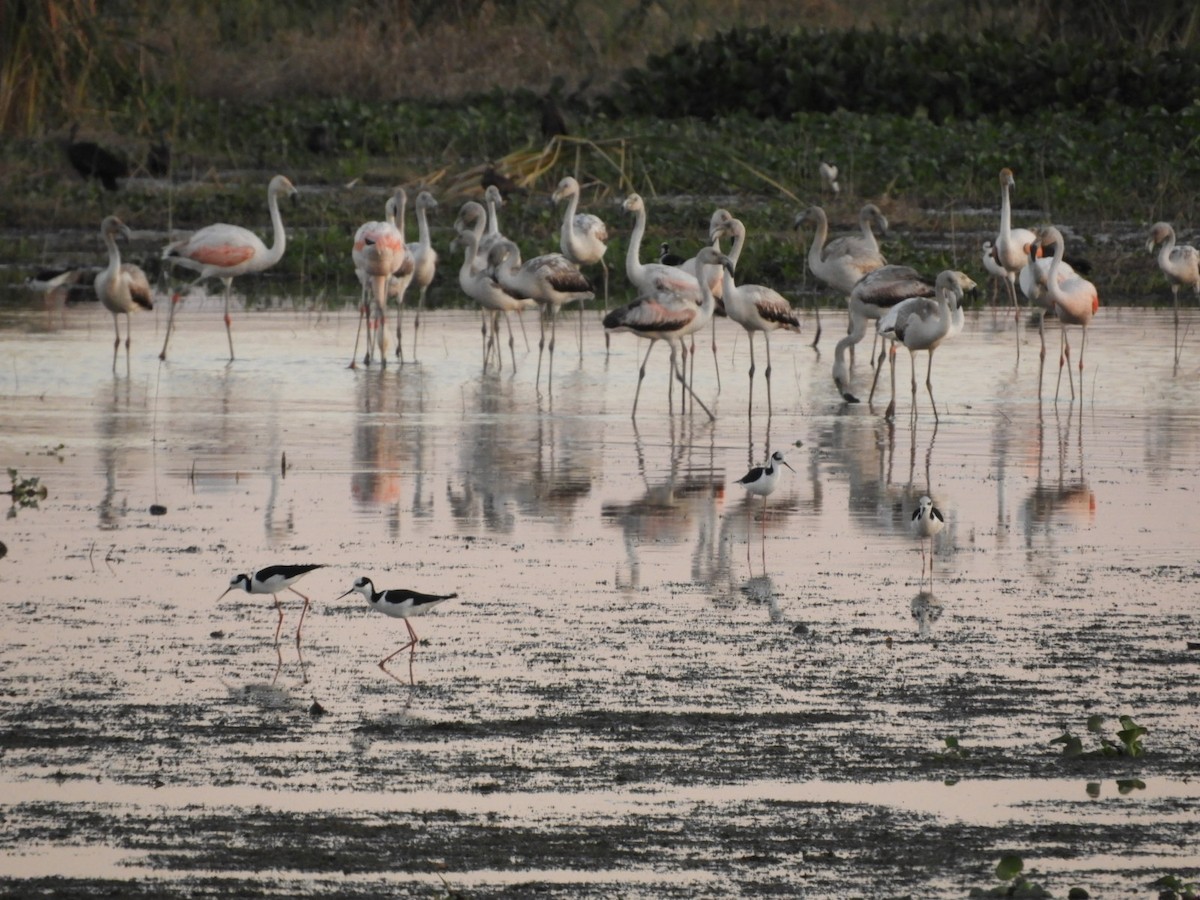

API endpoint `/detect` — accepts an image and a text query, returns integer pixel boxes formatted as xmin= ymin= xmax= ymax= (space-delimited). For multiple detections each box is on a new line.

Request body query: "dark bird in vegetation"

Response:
xmin=658 ymin=242 xmax=685 ymax=266
xmin=64 ymin=124 xmax=129 ymax=191
xmin=145 ymin=132 xmax=171 ymax=177
xmin=541 ymin=93 xmax=568 ymax=142
xmin=481 ymin=165 xmax=526 ymax=199
xmin=306 ymin=123 xmax=333 ymax=155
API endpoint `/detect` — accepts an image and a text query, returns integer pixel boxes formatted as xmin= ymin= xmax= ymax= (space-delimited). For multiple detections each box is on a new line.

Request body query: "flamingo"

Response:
xmin=714 ymin=225 xmax=801 ymax=416
xmin=454 ymin=223 xmax=532 ymax=371
xmin=853 ymin=203 xmax=889 ymax=256
xmin=981 ymin=240 xmax=1007 ymax=303
xmin=486 ymin=238 xmax=593 ymax=386
xmin=603 ymin=246 xmax=728 ymax=421
xmin=553 ymin=175 xmax=609 ymax=316
xmin=1146 ymin=221 xmax=1200 ymax=365
xmin=876 ymin=269 xmax=977 ymax=422
xmin=160 ymin=174 xmax=297 ymax=361
xmin=408 ymin=190 xmax=440 ymax=359
xmin=994 ymin=167 xmax=1040 ymax=321
xmin=832 ymin=265 xmax=933 ymax=403
xmin=351 ymin=189 xmax=410 ymax=366
xmin=1035 ymin=226 xmax=1100 ymax=402
xmin=678 ymin=208 xmax=748 ymax=393
xmin=622 ymin=193 xmax=703 ymax=299
xmin=93 ymin=216 xmax=153 ymax=371
xmin=794 ymin=204 xmax=887 ymax=349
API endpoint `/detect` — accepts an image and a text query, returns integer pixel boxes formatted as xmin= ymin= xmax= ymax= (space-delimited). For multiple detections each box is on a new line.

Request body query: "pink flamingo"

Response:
xmin=351 ymin=189 xmax=410 ymax=367
xmin=994 ymin=168 xmax=1040 ymax=320
xmin=1146 ymin=221 xmax=1200 ymax=365
xmin=160 ymin=174 xmax=297 ymax=361
xmin=407 ymin=191 xmax=440 ymax=360
xmin=94 ymin=215 xmax=153 ymax=371
xmin=603 ymin=246 xmax=727 ymax=421
xmin=1036 ymin=226 xmax=1100 ymax=402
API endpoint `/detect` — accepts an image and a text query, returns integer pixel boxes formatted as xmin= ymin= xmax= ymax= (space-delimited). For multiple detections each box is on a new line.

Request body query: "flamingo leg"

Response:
xmin=349 ymin=302 xmax=366 ymax=369
xmin=1055 ymin=326 xmax=1067 ymax=402
xmin=159 ymin=289 xmax=185 ymax=361
xmin=548 ymin=307 xmax=558 ymax=388
xmin=536 ymin=308 xmax=548 ymax=387
xmin=925 ymin=349 xmax=938 ymax=423
xmin=747 ymin=332 xmax=756 ymax=418
xmin=222 ymin=278 xmax=235 ymax=361
xmin=764 ymin=332 xmax=774 ymax=416
xmin=601 ymin=260 xmax=611 ymax=356
xmin=672 ymin=341 xmax=716 ymax=421
xmin=632 ymin=340 xmax=656 ymax=419
xmin=885 ymin=343 xmax=897 ymax=421
xmin=867 ymin=341 xmax=887 ymax=406
xmin=710 ymin=317 xmax=721 ymax=395
xmin=505 ymin=312 xmax=517 ymax=371
xmin=111 ymin=314 xmax=121 ymax=371
xmin=412 ymin=285 xmax=426 ymax=361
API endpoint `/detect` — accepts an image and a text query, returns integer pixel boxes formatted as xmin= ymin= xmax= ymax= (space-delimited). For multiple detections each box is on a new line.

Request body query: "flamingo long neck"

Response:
xmin=696 ymin=265 xmax=717 ymax=320
xmin=393 ymin=193 xmax=408 ymax=239
xmin=561 ymin=189 xmax=580 ymax=241
xmin=626 ymin=203 xmax=647 ymax=284
xmin=263 ymin=184 xmax=288 ymax=268
xmin=719 ymin=265 xmax=741 ymax=319
xmin=1045 ymin=233 xmax=1067 ymax=303
xmin=485 ymin=196 xmax=500 ymax=237
xmin=807 ymin=209 xmax=829 ymax=267
xmin=416 ymin=204 xmax=432 ymax=248
xmin=999 ymin=179 xmax=1013 ymax=237
xmin=102 ymin=230 xmax=121 ymax=282
xmin=459 ymin=231 xmax=481 ymax=281
xmin=727 ymin=222 xmax=746 ymax=269
xmin=1157 ymin=228 xmax=1176 ymax=269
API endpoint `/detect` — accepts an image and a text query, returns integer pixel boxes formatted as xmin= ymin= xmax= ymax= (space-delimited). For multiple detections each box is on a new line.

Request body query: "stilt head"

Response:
xmin=218 ymin=573 xmax=252 ymax=600
xmin=769 ymin=450 xmax=796 ymax=474
xmin=337 ymin=576 xmax=375 ymax=601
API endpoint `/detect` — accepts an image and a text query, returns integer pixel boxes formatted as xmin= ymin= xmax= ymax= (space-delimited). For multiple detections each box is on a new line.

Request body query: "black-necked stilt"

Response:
xmin=338 ymin=576 xmax=458 ymax=685
xmin=218 ymin=563 xmax=326 ymax=682
xmin=736 ymin=450 xmax=795 ymax=564
xmin=911 ymin=496 xmax=945 ymax=585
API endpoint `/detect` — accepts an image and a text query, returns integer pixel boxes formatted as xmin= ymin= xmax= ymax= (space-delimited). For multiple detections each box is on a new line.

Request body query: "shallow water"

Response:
xmin=1 ymin=297 xmax=1198 ymax=897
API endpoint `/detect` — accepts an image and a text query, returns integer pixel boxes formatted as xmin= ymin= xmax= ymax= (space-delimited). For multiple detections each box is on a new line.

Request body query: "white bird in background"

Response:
xmin=833 ymin=264 xmax=932 ymax=403
xmin=351 ymin=188 xmax=410 ymax=366
xmin=1035 ymin=225 xmax=1100 ymax=402
xmin=553 ymin=175 xmax=609 ymax=318
xmin=93 ymin=215 xmax=153 ymax=371
xmin=993 ymin=167 xmax=1040 ymax=323
xmin=678 ymin=208 xmax=748 ymax=393
xmin=407 ymin=190 xmax=440 ymax=360
xmin=876 ymin=269 xmax=977 ymax=422
xmin=981 ymin=240 xmax=1007 ymax=304
xmin=486 ymin=238 xmax=593 ymax=386
xmin=819 ymin=161 xmax=840 ymax=196
xmin=161 ymin=173 xmax=297 ymax=361
xmin=911 ymin=495 xmax=945 ymax=586
xmin=454 ymin=217 xmax=532 ymax=371
xmin=714 ymin=227 xmax=802 ymax=415
xmin=1146 ymin=221 xmax=1200 ymax=366
xmin=603 ymin=246 xmax=727 ymax=421
xmin=795 ymin=204 xmax=887 ymax=349
xmin=622 ymin=192 xmax=704 ymax=299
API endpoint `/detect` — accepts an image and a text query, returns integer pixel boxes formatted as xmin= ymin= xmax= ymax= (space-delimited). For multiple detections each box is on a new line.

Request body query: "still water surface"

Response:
xmin=0 ymin=299 xmax=1197 ymax=895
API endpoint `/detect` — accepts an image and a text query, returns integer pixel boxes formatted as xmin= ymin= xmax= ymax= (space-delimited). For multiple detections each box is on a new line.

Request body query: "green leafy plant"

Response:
xmin=968 ymin=853 xmax=1053 ymax=898
xmin=1052 ymin=714 xmax=1148 ymax=758
xmin=1151 ymin=873 xmax=1199 ymax=899
xmin=5 ymin=468 xmax=47 ymax=516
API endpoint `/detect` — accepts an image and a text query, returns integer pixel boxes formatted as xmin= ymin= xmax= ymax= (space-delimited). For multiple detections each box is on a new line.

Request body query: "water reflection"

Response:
xmin=911 ymin=590 xmax=943 ymax=638
xmin=601 ymin=420 xmax=723 ymax=591
xmin=1022 ymin=401 xmax=1095 ymax=575
xmin=97 ymin=379 xmax=146 ymax=528
xmin=447 ymin=372 xmax=596 ymax=533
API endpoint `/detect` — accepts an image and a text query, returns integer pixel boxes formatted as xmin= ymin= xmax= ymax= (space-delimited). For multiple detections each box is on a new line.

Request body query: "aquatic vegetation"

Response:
xmin=5 ymin=468 xmax=48 ymax=516
xmin=1051 ymin=714 xmax=1148 ymax=759
xmin=1152 ymin=873 xmax=1199 ymax=900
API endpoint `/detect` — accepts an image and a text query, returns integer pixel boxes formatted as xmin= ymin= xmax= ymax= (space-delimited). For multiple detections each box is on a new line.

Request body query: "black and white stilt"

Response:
xmin=339 ymin=576 xmax=458 ymax=686
xmin=218 ymin=563 xmax=326 ymax=684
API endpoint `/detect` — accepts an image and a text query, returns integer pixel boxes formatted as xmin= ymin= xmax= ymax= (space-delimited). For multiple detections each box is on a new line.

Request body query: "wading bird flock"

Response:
xmin=49 ymin=161 xmax=1194 ymax=692
xmin=66 ymin=164 xmax=1200 ymax=423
